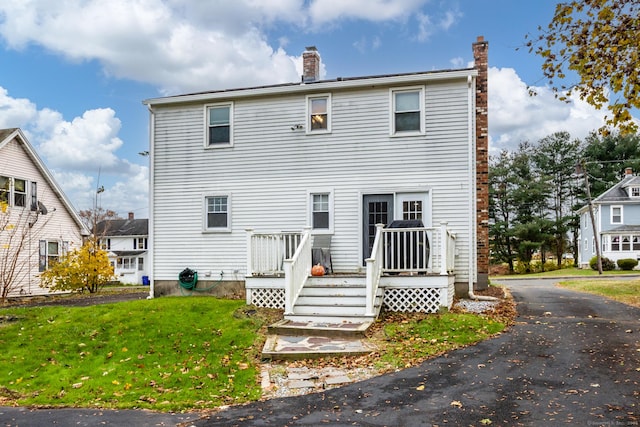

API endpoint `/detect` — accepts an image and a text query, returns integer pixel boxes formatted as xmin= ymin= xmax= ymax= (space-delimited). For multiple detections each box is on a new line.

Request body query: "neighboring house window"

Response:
xmin=601 ymin=236 xmax=608 ymax=252
xmin=39 ymin=240 xmax=63 ymax=271
xmin=611 ymin=236 xmax=620 ymax=251
xmin=0 ymin=176 xmax=9 ymax=205
xmin=634 ymin=237 xmax=640 ymax=250
xmin=205 ymin=195 xmax=229 ymax=230
xmin=631 ymin=187 xmax=640 ymax=197
xmin=205 ymin=103 xmax=232 ymax=146
xmin=117 ymin=257 xmax=136 ymax=270
xmin=611 ymin=206 xmax=623 ymax=224
xmin=307 ymin=94 xmax=331 ymax=133
xmin=134 ymin=238 xmax=147 ymax=249
xmin=391 ymin=88 xmax=424 ymax=134
xmin=592 ymin=238 xmax=595 ymax=254
xmin=13 ymin=179 xmax=26 ymax=207
xmin=584 ymin=238 xmax=588 ymax=252
xmin=138 ymin=257 xmax=144 ymax=271
xmin=622 ymin=236 xmax=631 ymax=251
xmin=100 ymin=238 xmax=111 ymax=250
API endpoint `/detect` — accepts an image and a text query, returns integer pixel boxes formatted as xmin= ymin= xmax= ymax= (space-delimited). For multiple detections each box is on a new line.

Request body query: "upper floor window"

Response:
xmin=307 ymin=94 xmax=331 ymax=133
xmin=134 ymin=237 xmax=147 ymax=250
xmin=611 ymin=205 xmax=623 ymax=224
xmin=391 ymin=88 xmax=424 ymax=135
xmin=0 ymin=176 xmax=31 ymax=208
xmin=205 ymin=195 xmax=230 ymax=231
xmin=205 ymin=103 xmax=233 ymax=147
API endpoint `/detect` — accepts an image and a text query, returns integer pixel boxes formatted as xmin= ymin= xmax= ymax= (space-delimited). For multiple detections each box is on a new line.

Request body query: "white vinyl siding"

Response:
xmin=151 ymin=77 xmax=472 ymax=281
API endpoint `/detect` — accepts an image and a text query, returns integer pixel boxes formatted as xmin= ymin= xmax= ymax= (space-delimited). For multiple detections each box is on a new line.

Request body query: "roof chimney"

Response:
xmin=302 ymin=46 xmax=320 ymax=83
xmin=128 ymin=212 xmax=134 ymax=220
xmin=625 ymin=167 xmax=633 ymax=176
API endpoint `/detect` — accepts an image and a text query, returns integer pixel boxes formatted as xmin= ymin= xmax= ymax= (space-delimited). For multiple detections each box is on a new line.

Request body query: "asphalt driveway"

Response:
xmin=1 ymin=278 xmax=638 ymax=426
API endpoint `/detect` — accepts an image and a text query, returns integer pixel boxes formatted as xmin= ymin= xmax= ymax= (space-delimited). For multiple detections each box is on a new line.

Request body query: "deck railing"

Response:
xmin=365 ymin=224 xmax=385 ymax=316
xmin=283 ymin=228 xmax=312 ymax=314
xmin=380 ymin=222 xmax=455 ymax=275
xmin=246 ymin=229 xmax=303 ymax=276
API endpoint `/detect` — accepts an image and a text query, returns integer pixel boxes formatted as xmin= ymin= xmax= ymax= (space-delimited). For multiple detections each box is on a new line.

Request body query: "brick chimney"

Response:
xmin=302 ymin=46 xmax=320 ymax=82
xmin=625 ymin=167 xmax=633 ymax=176
xmin=128 ymin=212 xmax=134 ymax=220
xmin=473 ymin=36 xmax=489 ymax=290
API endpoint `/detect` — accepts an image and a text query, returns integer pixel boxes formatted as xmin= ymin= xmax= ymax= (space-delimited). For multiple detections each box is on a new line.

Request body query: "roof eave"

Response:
xmin=143 ymin=68 xmax=477 ymax=106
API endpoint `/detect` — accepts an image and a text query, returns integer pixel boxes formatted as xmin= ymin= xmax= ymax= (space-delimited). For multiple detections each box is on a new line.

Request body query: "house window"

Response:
xmin=205 ymin=103 xmax=232 ymax=146
xmin=100 ymin=238 xmax=111 ymax=250
xmin=138 ymin=257 xmax=144 ymax=271
xmin=311 ymin=193 xmax=331 ymax=230
xmin=584 ymin=238 xmax=588 ymax=252
xmin=307 ymin=95 xmax=331 ymax=132
xmin=205 ymin=195 xmax=229 ymax=230
xmin=134 ymin=238 xmax=147 ymax=250
xmin=39 ymin=240 xmax=63 ymax=271
xmin=611 ymin=206 xmax=622 ymax=224
xmin=633 ymin=236 xmax=640 ymax=251
xmin=631 ymin=187 xmax=640 ymax=197
xmin=611 ymin=236 xmax=620 ymax=251
xmin=402 ymin=200 xmax=423 ymax=220
xmin=592 ymin=238 xmax=595 ymax=254
xmin=13 ymin=179 xmax=26 ymax=207
xmin=622 ymin=236 xmax=631 ymax=251
xmin=117 ymin=257 xmax=136 ymax=270
xmin=391 ymin=88 xmax=423 ymax=134
xmin=602 ymin=236 xmax=608 ymax=252
xmin=0 ymin=176 xmax=8 ymax=205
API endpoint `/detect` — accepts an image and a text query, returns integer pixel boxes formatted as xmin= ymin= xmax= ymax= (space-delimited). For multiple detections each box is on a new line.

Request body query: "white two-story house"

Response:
xmin=142 ymin=37 xmax=490 ymax=322
xmin=579 ymin=167 xmax=640 ymax=268
xmin=97 ymin=212 xmax=149 ymax=284
xmin=0 ymin=128 xmax=88 ymax=298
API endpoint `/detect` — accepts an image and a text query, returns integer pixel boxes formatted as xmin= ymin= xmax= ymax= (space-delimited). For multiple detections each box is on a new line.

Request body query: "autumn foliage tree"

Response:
xmin=527 ymin=0 xmax=639 ymax=134
xmin=40 ymin=238 xmax=114 ymax=293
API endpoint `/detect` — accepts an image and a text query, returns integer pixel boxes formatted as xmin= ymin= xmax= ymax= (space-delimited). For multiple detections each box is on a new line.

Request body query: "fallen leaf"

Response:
xmin=451 ymin=400 xmax=463 ymax=408
xmin=480 ymin=419 xmax=492 ymax=425
xmin=416 ymin=385 xmax=425 ymax=391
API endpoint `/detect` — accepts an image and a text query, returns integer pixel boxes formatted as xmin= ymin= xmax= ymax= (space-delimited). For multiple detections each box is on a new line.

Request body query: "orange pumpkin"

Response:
xmin=311 ymin=264 xmax=325 ymax=276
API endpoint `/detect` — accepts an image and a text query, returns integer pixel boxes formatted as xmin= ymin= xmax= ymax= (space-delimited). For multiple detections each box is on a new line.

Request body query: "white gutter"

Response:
xmin=467 ymin=75 xmax=498 ymax=302
xmin=146 ymin=104 xmax=155 ymax=300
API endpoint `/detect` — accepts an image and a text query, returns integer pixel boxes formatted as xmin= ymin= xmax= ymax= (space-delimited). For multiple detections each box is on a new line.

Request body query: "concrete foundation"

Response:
xmin=152 ymin=280 xmax=245 ymax=299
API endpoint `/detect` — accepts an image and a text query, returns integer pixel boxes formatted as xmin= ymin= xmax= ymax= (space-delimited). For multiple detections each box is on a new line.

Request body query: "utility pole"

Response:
xmin=579 ymin=161 xmax=602 ymax=274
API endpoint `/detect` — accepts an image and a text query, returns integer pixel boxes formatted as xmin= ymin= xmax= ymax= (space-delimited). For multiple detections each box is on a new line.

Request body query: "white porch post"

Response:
xmin=245 ymin=228 xmax=254 ymax=278
xmin=440 ymin=222 xmax=448 ymax=275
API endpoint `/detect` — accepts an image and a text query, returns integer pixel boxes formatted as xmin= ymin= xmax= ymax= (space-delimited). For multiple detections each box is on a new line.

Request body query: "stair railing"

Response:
xmin=283 ymin=227 xmax=312 ymax=315
xmin=365 ymin=223 xmax=384 ymax=316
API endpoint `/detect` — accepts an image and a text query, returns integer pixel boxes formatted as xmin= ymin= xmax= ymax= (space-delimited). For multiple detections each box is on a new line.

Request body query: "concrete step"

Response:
xmin=268 ymin=319 xmax=373 ymax=338
xmin=299 ymin=286 xmax=366 ymax=297
xmin=261 ymin=334 xmax=377 ymax=361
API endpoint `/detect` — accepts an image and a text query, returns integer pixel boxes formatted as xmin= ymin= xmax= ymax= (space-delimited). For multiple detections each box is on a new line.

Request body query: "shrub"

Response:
xmin=590 ymin=256 xmax=616 ymax=271
xmin=617 ymin=258 xmax=638 ymax=271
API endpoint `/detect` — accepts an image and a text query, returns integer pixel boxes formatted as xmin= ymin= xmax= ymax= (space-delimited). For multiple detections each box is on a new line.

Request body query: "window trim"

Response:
xmin=204 ymin=102 xmax=234 ymax=148
xmin=610 ymin=205 xmax=623 ymax=224
xmin=308 ymin=190 xmax=334 ymax=234
xmin=203 ymin=193 xmax=231 ymax=233
xmin=390 ymin=86 xmax=425 ymax=136
xmin=306 ymin=94 xmax=331 ymax=134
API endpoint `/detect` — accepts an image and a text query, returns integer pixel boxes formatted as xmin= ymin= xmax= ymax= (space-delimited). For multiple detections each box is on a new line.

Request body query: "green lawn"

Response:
xmin=557 ymin=279 xmax=640 ymax=308
xmin=492 ymin=267 xmax=640 ymax=279
xmin=0 ymin=295 xmax=512 ymax=411
xmin=0 ymin=297 xmax=263 ymax=411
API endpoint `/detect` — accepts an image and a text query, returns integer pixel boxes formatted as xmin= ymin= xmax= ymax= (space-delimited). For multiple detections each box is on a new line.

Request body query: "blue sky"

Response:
xmin=0 ymin=1 xmax=633 ymax=218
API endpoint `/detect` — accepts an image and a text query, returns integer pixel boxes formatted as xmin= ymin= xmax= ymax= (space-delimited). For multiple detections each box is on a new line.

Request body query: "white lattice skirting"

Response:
xmin=249 ymin=286 xmax=447 ymax=313
xmin=249 ymin=288 xmax=285 ymax=309
xmin=383 ymin=288 xmax=444 ymax=313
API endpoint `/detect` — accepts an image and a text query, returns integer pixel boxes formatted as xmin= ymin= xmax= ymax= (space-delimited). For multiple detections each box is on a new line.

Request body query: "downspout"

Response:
xmin=146 ymin=104 xmax=155 ymax=300
xmin=467 ymin=74 xmax=497 ymax=301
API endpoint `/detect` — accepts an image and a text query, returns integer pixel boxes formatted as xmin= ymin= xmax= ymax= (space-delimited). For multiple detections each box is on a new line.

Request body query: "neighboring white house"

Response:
xmin=578 ymin=167 xmax=640 ymax=268
xmin=0 ymin=128 xmax=88 ymax=297
xmin=142 ymin=37 xmax=490 ymax=319
xmin=96 ymin=212 xmax=149 ymax=285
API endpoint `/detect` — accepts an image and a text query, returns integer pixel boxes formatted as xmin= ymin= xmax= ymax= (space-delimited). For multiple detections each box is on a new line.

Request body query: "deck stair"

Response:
xmin=262 ymin=275 xmax=383 ymax=360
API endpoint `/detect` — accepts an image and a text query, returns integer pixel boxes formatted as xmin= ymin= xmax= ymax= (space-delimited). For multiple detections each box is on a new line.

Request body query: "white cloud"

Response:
xmin=488 ymin=66 xmax=609 ymax=153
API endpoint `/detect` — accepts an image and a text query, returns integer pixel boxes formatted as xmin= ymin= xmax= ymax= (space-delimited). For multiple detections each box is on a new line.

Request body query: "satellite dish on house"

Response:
xmin=37 ymin=201 xmax=48 ymax=215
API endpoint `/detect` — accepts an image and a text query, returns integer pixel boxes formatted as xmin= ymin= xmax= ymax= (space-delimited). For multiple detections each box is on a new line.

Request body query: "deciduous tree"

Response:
xmin=527 ymin=0 xmax=639 ymax=134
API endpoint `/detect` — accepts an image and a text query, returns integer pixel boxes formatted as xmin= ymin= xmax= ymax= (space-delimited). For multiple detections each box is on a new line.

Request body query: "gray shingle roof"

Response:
xmin=96 ymin=218 xmax=148 ymax=237
xmin=594 ymin=174 xmax=640 ymax=203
